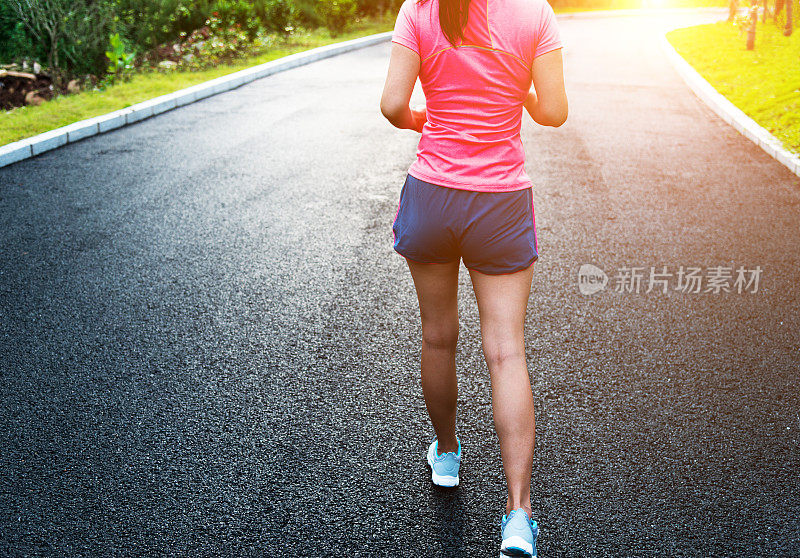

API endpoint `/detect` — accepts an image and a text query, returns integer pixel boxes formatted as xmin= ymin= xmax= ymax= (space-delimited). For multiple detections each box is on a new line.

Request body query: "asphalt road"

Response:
xmin=1 ymin=11 xmax=799 ymax=557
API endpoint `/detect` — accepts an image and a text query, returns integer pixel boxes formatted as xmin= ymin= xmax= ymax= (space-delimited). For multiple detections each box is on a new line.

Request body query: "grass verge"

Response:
xmin=667 ymin=20 xmax=800 ymax=155
xmin=0 ymin=17 xmax=393 ymax=147
xmin=554 ymin=0 xmax=726 ymax=12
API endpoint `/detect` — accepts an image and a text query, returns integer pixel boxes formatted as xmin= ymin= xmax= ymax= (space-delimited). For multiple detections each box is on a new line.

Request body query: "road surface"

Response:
xmin=1 ymin=11 xmax=798 ymax=557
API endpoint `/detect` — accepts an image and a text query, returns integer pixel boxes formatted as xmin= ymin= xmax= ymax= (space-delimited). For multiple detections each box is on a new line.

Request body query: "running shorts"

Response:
xmin=392 ymin=173 xmax=539 ymax=275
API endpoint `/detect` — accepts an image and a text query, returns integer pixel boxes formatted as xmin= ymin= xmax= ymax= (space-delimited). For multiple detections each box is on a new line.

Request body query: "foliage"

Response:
xmin=193 ymin=13 xmax=252 ymax=65
xmin=733 ymin=3 xmax=758 ymax=35
xmin=0 ymin=0 xmax=388 ymax=88
xmin=258 ymin=0 xmax=297 ymax=34
xmin=3 ymin=0 xmax=114 ymax=85
xmin=0 ymin=0 xmax=34 ymax=64
xmin=163 ymin=12 xmax=280 ymax=71
xmin=97 ymin=32 xmax=136 ymax=89
xmin=211 ymin=0 xmax=261 ymax=39
xmin=291 ymin=0 xmax=323 ymax=27
xmin=315 ymin=0 xmax=356 ymax=36
xmin=114 ymin=0 xmax=207 ymax=53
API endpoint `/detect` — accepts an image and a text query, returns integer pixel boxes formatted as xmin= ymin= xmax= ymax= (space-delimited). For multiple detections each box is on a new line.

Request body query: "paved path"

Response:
xmin=1 ymin=12 xmax=798 ymax=557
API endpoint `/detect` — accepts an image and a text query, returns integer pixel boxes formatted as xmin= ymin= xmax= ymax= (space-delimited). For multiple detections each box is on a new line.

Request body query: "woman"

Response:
xmin=380 ymin=0 xmax=566 ymax=554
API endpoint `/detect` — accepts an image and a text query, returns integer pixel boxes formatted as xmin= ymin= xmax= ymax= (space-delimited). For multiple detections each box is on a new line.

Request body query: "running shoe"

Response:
xmin=425 ymin=435 xmax=461 ymax=487
xmin=500 ymin=507 xmax=538 ymax=557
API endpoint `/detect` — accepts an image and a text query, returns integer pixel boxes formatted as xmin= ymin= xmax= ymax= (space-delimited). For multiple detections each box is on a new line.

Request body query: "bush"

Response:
xmin=211 ymin=0 xmax=261 ymax=39
xmin=2 ymin=0 xmax=115 ymax=84
xmin=197 ymin=12 xmax=252 ymax=64
xmin=115 ymin=0 xmax=204 ymax=53
xmin=258 ymin=0 xmax=297 ymax=34
xmin=315 ymin=0 xmax=356 ymax=36
xmin=0 ymin=0 xmax=34 ymax=64
xmin=353 ymin=0 xmax=398 ymax=17
xmin=291 ymin=0 xmax=323 ymax=27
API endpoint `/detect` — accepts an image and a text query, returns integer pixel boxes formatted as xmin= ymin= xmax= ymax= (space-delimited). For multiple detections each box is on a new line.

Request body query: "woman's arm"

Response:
xmin=380 ymin=42 xmax=426 ymax=132
xmin=525 ymin=48 xmax=568 ymax=127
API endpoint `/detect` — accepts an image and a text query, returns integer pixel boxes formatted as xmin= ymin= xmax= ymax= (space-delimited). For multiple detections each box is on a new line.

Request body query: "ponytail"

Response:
xmin=418 ymin=0 xmax=472 ymax=47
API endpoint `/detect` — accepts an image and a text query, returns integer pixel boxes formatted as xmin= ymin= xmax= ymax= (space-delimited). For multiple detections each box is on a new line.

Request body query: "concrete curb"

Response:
xmin=660 ymin=31 xmax=800 ymax=179
xmin=0 ymin=30 xmax=393 ymax=169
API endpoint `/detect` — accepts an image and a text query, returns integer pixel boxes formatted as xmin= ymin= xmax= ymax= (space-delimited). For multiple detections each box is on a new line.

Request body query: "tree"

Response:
xmin=747 ymin=0 xmax=757 ymax=49
xmin=775 ymin=0 xmax=794 ymax=35
xmin=728 ymin=0 xmax=739 ymax=22
xmin=785 ymin=0 xmax=793 ymax=35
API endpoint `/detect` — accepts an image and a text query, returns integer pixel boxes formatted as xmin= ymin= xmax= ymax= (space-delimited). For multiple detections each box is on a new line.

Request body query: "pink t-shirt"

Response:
xmin=391 ymin=0 xmax=562 ymax=192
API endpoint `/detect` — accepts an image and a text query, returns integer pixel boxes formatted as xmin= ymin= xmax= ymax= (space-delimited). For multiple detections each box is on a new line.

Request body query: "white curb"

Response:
xmin=0 ymin=30 xmax=393 ymax=169
xmin=660 ymin=32 xmax=800 ymax=179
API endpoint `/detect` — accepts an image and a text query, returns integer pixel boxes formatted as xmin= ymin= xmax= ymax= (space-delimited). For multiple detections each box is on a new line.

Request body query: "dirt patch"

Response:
xmin=0 ymin=69 xmax=55 ymax=111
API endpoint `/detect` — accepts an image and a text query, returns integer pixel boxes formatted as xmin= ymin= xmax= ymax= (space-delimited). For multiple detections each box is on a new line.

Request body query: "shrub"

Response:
xmin=291 ymin=0 xmax=323 ymax=27
xmin=114 ymin=0 xmax=215 ymax=53
xmin=0 ymin=0 xmax=35 ymax=64
xmin=183 ymin=12 xmax=251 ymax=67
xmin=315 ymin=0 xmax=356 ymax=36
xmin=258 ymin=0 xmax=297 ymax=34
xmin=353 ymin=0 xmax=398 ymax=17
xmin=211 ymin=0 xmax=261 ymax=39
xmin=97 ymin=32 xmax=137 ymax=88
xmin=3 ymin=0 xmax=115 ymax=85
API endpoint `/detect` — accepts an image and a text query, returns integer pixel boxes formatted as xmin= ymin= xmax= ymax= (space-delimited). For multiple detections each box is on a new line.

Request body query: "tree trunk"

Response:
xmin=786 ymin=0 xmax=793 ymax=35
xmin=747 ymin=1 xmax=757 ymax=49
xmin=48 ymin=31 xmax=56 ymax=79
xmin=729 ymin=0 xmax=739 ymax=21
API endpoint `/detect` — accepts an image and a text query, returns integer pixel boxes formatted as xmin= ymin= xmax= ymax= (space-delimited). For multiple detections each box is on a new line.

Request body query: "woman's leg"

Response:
xmin=468 ymin=264 xmax=535 ymax=516
xmin=406 ymin=258 xmax=461 ymax=453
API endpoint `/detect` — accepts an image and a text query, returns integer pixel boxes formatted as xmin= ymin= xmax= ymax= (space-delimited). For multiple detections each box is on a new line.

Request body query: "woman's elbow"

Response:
xmin=542 ymin=104 xmax=568 ymax=127
xmin=549 ymin=110 xmax=568 ymax=127
xmin=380 ymin=99 xmax=403 ymax=123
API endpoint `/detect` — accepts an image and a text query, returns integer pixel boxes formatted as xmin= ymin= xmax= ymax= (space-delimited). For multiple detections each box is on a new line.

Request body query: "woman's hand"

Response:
xmin=410 ymin=104 xmax=427 ymax=133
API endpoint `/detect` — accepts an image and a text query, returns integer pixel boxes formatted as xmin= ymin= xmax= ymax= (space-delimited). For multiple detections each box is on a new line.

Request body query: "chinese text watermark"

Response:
xmin=577 ymin=264 xmax=762 ymax=295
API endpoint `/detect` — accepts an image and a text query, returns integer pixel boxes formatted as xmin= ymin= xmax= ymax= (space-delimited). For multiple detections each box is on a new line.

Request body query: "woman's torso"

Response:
xmin=392 ymin=0 xmax=561 ymax=192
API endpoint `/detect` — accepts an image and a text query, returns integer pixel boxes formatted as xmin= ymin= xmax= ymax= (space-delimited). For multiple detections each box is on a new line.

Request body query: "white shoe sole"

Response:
xmin=426 ymin=445 xmax=459 ymax=487
xmin=500 ymin=535 xmax=533 ymax=556
xmin=430 ymin=468 xmax=459 ymax=487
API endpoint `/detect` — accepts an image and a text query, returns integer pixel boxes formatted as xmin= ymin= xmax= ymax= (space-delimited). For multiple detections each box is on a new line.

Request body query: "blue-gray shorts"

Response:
xmin=392 ymin=173 xmax=539 ymax=275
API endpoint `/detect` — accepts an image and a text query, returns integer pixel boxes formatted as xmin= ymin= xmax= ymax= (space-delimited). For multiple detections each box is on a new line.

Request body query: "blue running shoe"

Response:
xmin=500 ymin=508 xmax=538 ymax=557
xmin=425 ymin=436 xmax=461 ymax=487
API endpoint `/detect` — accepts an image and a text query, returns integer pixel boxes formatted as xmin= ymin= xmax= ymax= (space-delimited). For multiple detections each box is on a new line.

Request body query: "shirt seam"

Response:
xmin=422 ymin=44 xmax=528 ymax=68
xmin=408 ymin=168 xmax=532 ymax=192
xmin=533 ymin=43 xmax=562 ymax=60
xmin=391 ymin=37 xmax=420 ymax=56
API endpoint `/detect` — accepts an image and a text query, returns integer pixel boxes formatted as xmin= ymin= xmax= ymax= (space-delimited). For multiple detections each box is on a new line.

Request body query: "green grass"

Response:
xmin=0 ymin=17 xmax=393 ymax=147
xmin=667 ymin=20 xmax=800 ymax=155
xmin=553 ymin=0 xmax=726 ymax=12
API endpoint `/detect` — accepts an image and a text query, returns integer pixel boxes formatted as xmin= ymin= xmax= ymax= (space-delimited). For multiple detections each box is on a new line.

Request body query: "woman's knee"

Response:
xmin=422 ymin=323 xmax=459 ymax=352
xmin=482 ymin=337 xmax=526 ymax=370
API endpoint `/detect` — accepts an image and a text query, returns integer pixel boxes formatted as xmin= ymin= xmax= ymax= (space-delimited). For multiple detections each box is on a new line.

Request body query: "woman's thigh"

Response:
xmin=406 ymin=259 xmax=461 ymax=345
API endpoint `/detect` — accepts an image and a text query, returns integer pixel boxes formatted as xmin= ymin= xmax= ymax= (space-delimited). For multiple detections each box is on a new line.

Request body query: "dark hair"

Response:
xmin=418 ymin=0 xmax=471 ymax=47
